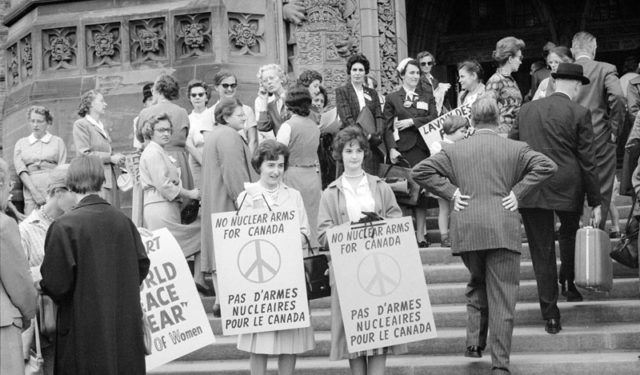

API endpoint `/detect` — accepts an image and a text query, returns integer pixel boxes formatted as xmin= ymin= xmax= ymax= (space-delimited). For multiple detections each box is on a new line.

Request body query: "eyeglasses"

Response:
xmin=155 ymin=127 xmax=172 ymax=134
xmin=221 ymin=83 xmax=238 ymax=89
xmin=190 ymin=92 xmax=206 ymax=98
xmin=421 ymin=61 xmax=434 ymax=66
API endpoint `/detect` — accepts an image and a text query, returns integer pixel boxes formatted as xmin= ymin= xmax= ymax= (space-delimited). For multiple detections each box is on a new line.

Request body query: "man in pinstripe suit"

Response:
xmin=412 ymin=94 xmax=557 ymax=374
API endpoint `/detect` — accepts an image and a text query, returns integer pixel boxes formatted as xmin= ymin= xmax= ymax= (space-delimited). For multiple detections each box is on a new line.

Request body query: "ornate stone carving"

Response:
xmin=42 ymin=27 xmax=77 ymax=71
xmin=129 ymin=18 xmax=167 ymax=63
xmin=228 ymin=13 xmax=265 ymax=56
xmin=7 ymin=43 xmax=19 ymax=86
xmin=377 ymin=0 xmax=398 ymax=95
xmin=294 ymin=33 xmax=322 ymax=65
xmin=20 ymin=35 xmax=32 ymax=81
xmin=175 ymin=13 xmax=212 ymax=59
xmin=86 ymin=23 xmax=121 ymax=68
xmin=321 ymin=66 xmax=348 ymax=105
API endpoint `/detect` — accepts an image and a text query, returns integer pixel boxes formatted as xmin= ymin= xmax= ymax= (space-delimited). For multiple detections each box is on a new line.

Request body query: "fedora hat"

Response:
xmin=551 ymin=63 xmax=590 ymax=84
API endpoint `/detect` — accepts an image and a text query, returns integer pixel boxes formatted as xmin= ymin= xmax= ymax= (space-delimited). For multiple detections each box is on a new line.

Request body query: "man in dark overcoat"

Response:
xmin=412 ymin=94 xmax=556 ymax=374
xmin=41 ymin=155 xmax=150 ymax=375
xmin=510 ymin=62 xmax=602 ymax=332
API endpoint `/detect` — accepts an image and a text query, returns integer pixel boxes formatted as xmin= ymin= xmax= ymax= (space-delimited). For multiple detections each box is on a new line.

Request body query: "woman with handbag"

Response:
xmin=139 ymin=113 xmax=202 ymax=258
xmin=235 ymin=139 xmax=315 ymax=375
xmin=383 ymin=58 xmax=438 ymax=247
xmin=318 ymin=126 xmax=408 ymax=375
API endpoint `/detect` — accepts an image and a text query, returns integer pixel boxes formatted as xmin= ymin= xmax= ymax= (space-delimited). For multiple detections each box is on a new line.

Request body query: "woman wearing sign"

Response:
xmin=318 ymin=126 xmax=407 ymax=375
xmin=383 ymin=58 xmax=438 ymax=248
xmin=236 ymin=140 xmax=315 ymax=375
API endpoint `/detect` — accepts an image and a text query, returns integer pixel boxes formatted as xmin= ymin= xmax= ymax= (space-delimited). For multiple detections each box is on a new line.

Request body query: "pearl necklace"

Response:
xmin=343 ymin=171 xmax=365 ymax=178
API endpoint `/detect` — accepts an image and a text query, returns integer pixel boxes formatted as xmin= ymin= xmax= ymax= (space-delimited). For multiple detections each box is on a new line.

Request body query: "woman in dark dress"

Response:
xmin=383 ymin=58 xmax=438 ymax=247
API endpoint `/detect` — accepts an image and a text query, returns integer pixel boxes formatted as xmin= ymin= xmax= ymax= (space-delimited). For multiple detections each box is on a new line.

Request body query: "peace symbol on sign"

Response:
xmin=357 ymin=253 xmax=401 ymax=297
xmin=237 ymin=239 xmax=281 ymax=283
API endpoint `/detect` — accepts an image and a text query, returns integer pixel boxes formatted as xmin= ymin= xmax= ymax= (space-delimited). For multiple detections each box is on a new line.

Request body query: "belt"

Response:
xmin=26 ymin=161 xmax=57 ymax=172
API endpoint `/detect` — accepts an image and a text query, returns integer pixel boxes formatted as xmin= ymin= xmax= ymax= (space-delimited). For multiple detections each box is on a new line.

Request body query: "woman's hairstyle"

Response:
xmin=397 ymin=58 xmax=420 ymax=77
xmin=214 ymin=98 xmax=243 ymax=125
xmin=142 ymin=82 xmax=154 ymax=104
xmin=471 ymin=93 xmax=500 ymax=126
xmin=141 ymin=113 xmax=173 ymax=141
xmin=214 ymin=70 xmax=237 ymax=86
xmin=77 ymin=90 xmax=101 ymax=117
xmin=346 ymin=54 xmax=370 ymax=75
xmin=416 ymin=51 xmax=435 ymax=65
xmin=457 ymin=59 xmax=484 ymax=82
xmin=66 ymin=155 xmax=105 ymax=194
xmin=251 ymin=139 xmax=290 ymax=173
xmin=442 ymin=116 xmax=469 ymax=135
xmin=27 ymin=105 xmax=54 ymax=124
xmin=548 ymin=46 xmax=574 ymax=63
xmin=154 ymin=74 xmax=180 ymax=100
xmin=315 ymin=86 xmax=329 ymax=109
xmin=187 ymin=79 xmax=210 ymax=104
xmin=332 ymin=126 xmax=371 ymax=162
xmin=492 ymin=36 xmax=526 ymax=66
xmin=256 ymin=64 xmax=287 ymax=86
xmin=285 ymin=86 xmax=312 ymax=117
xmin=297 ymin=70 xmax=323 ymax=87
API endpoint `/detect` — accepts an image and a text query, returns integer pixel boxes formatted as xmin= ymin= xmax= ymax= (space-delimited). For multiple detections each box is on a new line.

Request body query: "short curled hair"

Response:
xmin=78 ymin=90 xmax=101 ymax=117
xmin=442 ymin=116 xmax=469 ymax=135
xmin=66 ymin=155 xmax=105 ymax=194
xmin=457 ymin=59 xmax=484 ymax=82
xmin=398 ymin=59 xmax=421 ymax=78
xmin=571 ymin=31 xmax=596 ymax=56
xmin=251 ymin=139 xmax=290 ymax=173
xmin=547 ymin=46 xmax=574 ymax=63
xmin=256 ymin=64 xmax=287 ymax=86
xmin=332 ymin=126 xmax=370 ymax=162
xmin=27 ymin=105 xmax=54 ymax=124
xmin=285 ymin=86 xmax=312 ymax=117
xmin=471 ymin=93 xmax=500 ymax=127
xmin=187 ymin=79 xmax=210 ymax=104
xmin=315 ymin=86 xmax=329 ymax=109
xmin=297 ymin=70 xmax=323 ymax=87
xmin=492 ymin=36 xmax=526 ymax=66
xmin=214 ymin=98 xmax=243 ymax=125
xmin=346 ymin=54 xmax=370 ymax=75
xmin=214 ymin=71 xmax=237 ymax=86
xmin=416 ymin=51 xmax=435 ymax=66
xmin=141 ymin=113 xmax=173 ymax=141
xmin=154 ymin=74 xmax=180 ymax=100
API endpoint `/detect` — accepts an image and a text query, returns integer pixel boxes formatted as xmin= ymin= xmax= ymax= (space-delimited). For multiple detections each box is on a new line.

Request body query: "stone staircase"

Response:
xmin=150 ymin=195 xmax=640 ymax=374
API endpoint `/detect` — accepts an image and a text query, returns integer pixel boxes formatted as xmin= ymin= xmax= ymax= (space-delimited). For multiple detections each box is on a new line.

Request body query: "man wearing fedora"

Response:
xmin=510 ymin=62 xmax=603 ymax=333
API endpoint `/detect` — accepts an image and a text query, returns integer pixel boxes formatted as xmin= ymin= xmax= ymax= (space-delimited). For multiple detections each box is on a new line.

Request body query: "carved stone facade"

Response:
xmin=42 ymin=27 xmax=77 ymax=71
xmin=228 ymin=12 xmax=265 ymax=56
xmin=377 ymin=0 xmax=398 ymax=95
xmin=86 ymin=23 xmax=121 ymax=68
xmin=175 ymin=12 xmax=213 ymax=59
xmin=129 ymin=17 xmax=167 ymax=63
xmin=6 ymin=43 xmax=18 ymax=86
xmin=20 ymin=34 xmax=32 ymax=80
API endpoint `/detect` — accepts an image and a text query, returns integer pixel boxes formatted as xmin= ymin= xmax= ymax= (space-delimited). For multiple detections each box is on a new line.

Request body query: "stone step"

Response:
xmin=206 ymin=300 xmax=640 ymax=334
xmin=200 ymin=277 xmax=639 ymax=312
xmin=150 ymin=351 xmax=640 ymax=375
xmin=170 ymin=323 xmax=640 ymax=361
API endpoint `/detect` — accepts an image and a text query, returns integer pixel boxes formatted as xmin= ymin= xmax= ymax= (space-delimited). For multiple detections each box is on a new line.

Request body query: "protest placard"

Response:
xmin=211 ymin=208 xmax=310 ymax=335
xmin=327 ymin=217 xmax=437 ymax=353
xmin=139 ymin=228 xmax=215 ymax=370
xmin=419 ymin=103 xmax=472 ymax=153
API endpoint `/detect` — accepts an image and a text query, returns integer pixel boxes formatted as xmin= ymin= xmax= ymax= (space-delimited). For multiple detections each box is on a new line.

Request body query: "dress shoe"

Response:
xmin=566 ymin=283 xmax=583 ymax=302
xmin=418 ymin=240 xmax=430 ymax=248
xmin=545 ymin=318 xmax=562 ymax=334
xmin=441 ymin=234 xmax=451 ymax=247
xmin=212 ymin=303 xmax=221 ymax=318
xmin=464 ymin=345 xmax=483 ymax=358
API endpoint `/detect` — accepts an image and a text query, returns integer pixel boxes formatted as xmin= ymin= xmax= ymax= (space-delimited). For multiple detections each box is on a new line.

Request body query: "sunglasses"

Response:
xmin=221 ymin=83 xmax=238 ymax=89
xmin=421 ymin=61 xmax=434 ymax=66
xmin=190 ymin=92 xmax=206 ymax=98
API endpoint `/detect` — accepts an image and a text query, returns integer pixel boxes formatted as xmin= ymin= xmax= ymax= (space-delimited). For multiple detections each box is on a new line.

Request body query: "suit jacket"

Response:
xmin=418 ymin=74 xmax=439 ymax=99
xmin=627 ymin=76 xmax=640 ymax=119
xmin=335 ymin=83 xmax=383 ymax=130
xmin=411 ymin=130 xmax=557 ymax=254
xmin=510 ymin=92 xmax=601 ymax=211
xmin=73 ymin=117 xmax=115 ymax=189
xmin=256 ymin=98 xmax=290 ymax=135
xmin=0 ymin=212 xmax=37 ymax=328
xmin=383 ymin=87 xmax=437 ymax=152
xmin=573 ymin=57 xmax=625 ymax=152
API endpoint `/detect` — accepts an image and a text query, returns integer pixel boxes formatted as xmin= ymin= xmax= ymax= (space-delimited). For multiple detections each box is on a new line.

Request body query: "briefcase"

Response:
xmin=574 ymin=226 xmax=613 ymax=292
xmin=377 ymin=162 xmax=420 ymax=206
xmin=302 ymin=234 xmax=331 ymax=300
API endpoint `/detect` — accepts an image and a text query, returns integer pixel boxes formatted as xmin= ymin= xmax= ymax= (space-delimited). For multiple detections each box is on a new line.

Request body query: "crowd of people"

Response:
xmin=1 ymin=29 xmax=639 ymax=375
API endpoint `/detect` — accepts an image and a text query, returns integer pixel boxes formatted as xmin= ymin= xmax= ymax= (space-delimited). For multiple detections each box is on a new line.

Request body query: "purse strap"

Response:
xmin=625 ymin=197 xmax=637 ymax=233
xmin=302 ymin=233 xmax=314 ymax=255
xmin=33 ymin=315 xmax=42 ymax=358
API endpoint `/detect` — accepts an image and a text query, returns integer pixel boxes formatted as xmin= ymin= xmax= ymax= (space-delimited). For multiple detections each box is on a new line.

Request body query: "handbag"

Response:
xmin=181 ymin=199 xmax=200 ymax=224
xmin=619 ymin=138 xmax=640 ymax=196
xmin=38 ymin=295 xmax=57 ymax=339
xmin=377 ymin=161 xmax=420 ymax=206
xmin=610 ymin=198 xmax=640 ymax=268
xmin=24 ymin=318 xmax=44 ymax=375
xmin=302 ymin=234 xmax=331 ymax=300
